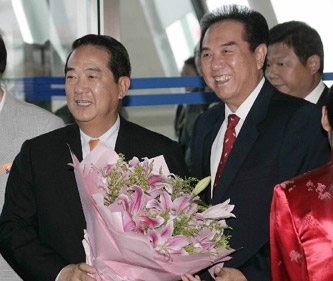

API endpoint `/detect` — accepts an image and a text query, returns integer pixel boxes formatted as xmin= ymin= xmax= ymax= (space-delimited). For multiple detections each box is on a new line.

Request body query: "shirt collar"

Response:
xmin=80 ymin=114 xmax=120 ymax=158
xmin=0 ymin=86 xmax=6 ymax=114
xmin=304 ymin=80 xmax=325 ymax=104
xmin=225 ymin=77 xmax=265 ymax=120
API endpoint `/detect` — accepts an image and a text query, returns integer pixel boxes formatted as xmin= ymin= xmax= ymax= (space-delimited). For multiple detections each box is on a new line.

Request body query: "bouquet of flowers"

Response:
xmin=71 ymin=144 xmax=235 ymax=281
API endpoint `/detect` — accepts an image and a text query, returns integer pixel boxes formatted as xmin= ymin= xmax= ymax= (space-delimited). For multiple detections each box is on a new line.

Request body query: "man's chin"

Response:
xmin=274 ymin=85 xmax=289 ymax=94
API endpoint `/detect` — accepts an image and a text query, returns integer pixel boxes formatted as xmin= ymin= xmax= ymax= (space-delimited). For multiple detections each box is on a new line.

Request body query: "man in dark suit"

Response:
xmin=266 ymin=21 xmax=329 ymax=106
xmin=188 ymin=5 xmax=330 ymax=281
xmin=0 ymin=35 xmax=188 ymax=281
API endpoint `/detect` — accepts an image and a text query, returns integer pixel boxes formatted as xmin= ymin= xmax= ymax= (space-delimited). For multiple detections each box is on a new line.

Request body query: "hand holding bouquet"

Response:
xmin=72 ymin=144 xmax=235 ymax=281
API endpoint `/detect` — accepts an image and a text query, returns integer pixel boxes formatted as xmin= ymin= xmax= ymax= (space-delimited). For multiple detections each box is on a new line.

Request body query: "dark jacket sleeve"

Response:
xmin=163 ymin=140 xmax=189 ymax=178
xmin=0 ymin=141 xmax=67 ymax=281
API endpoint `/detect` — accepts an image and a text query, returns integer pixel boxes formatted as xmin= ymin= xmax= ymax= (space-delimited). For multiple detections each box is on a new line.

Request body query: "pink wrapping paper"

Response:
xmin=72 ymin=144 xmax=234 ymax=281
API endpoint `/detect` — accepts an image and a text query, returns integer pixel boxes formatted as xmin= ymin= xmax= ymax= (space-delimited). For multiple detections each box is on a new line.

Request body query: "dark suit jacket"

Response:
xmin=190 ymin=80 xmax=330 ymax=281
xmin=0 ymin=117 xmax=188 ymax=281
xmin=317 ymin=85 xmax=329 ymax=107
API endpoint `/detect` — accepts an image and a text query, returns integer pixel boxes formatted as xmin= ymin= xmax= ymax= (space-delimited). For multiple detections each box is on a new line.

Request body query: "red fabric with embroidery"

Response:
xmin=270 ymin=162 xmax=333 ymax=281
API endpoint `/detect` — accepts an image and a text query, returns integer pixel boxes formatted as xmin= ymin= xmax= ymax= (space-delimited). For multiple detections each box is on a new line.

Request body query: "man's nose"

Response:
xmin=211 ymin=54 xmax=225 ymax=70
xmin=266 ymin=64 xmax=279 ymax=80
xmin=74 ymin=77 xmax=88 ymax=94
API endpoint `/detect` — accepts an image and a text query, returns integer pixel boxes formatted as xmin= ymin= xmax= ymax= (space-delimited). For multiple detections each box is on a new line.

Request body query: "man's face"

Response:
xmin=65 ymin=45 xmax=125 ymax=132
xmin=266 ymin=42 xmax=314 ymax=98
xmin=201 ymin=20 xmax=265 ymax=111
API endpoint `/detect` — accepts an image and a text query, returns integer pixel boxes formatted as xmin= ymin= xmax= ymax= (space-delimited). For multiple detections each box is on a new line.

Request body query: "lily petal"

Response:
xmin=202 ymin=199 xmax=236 ymax=219
xmin=160 ymin=192 xmax=172 ymax=210
xmin=172 ymin=196 xmax=191 ymax=213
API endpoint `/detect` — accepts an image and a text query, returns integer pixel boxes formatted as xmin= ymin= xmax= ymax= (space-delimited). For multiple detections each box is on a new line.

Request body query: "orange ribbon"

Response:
xmin=1 ymin=163 xmax=12 ymax=174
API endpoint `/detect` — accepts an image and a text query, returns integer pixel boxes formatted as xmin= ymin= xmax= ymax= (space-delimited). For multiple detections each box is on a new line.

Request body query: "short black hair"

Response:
xmin=184 ymin=56 xmax=197 ymax=71
xmin=184 ymin=56 xmax=195 ymax=67
xmin=200 ymin=5 xmax=269 ymax=53
xmin=64 ymin=34 xmax=131 ymax=82
xmin=269 ymin=21 xmax=324 ymax=74
xmin=0 ymin=33 xmax=7 ymax=77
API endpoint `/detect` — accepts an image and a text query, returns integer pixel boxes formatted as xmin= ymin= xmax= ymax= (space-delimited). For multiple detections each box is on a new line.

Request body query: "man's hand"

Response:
xmin=58 ymin=263 xmax=96 ymax=281
xmin=181 ymin=273 xmax=201 ymax=281
xmin=214 ymin=267 xmax=247 ymax=281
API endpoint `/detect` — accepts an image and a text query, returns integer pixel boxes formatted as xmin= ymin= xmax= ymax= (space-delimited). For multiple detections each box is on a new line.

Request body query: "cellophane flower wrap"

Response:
xmin=71 ymin=144 xmax=235 ymax=281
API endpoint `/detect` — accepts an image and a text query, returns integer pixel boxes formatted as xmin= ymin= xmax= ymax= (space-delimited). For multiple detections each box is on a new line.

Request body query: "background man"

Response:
xmin=0 ymin=33 xmax=64 ymax=281
xmin=266 ymin=21 xmax=329 ymax=106
xmin=0 ymin=34 xmax=188 ymax=281
xmin=190 ymin=5 xmax=330 ymax=281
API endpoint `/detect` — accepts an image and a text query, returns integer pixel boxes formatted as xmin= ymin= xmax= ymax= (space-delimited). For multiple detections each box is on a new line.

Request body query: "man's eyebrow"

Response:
xmin=65 ymin=66 xmax=102 ymax=73
xmin=221 ymin=41 xmax=236 ymax=47
xmin=65 ymin=66 xmax=74 ymax=73
xmin=85 ymin=67 xmax=101 ymax=72
xmin=201 ymin=41 xmax=237 ymax=51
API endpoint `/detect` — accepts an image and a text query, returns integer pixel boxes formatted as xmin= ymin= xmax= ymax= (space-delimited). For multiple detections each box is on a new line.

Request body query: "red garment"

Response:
xmin=270 ymin=162 xmax=333 ymax=281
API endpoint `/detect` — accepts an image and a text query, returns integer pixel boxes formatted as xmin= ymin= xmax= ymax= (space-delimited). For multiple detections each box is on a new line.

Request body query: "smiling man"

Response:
xmin=0 ymin=35 xmax=188 ymax=281
xmin=189 ymin=5 xmax=330 ymax=281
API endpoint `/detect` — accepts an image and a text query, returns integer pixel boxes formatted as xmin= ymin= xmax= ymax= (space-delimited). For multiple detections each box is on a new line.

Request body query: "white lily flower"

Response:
xmin=202 ymin=199 xmax=236 ymax=219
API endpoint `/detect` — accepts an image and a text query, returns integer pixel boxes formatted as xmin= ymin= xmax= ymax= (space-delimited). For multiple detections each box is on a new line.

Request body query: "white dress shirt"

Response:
xmin=210 ymin=77 xmax=265 ymax=196
xmin=304 ymin=80 xmax=325 ymax=104
xmin=80 ymin=114 xmax=120 ymax=159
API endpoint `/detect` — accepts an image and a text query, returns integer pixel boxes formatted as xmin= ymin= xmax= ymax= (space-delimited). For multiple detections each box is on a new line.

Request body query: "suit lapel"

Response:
xmin=0 ymin=93 xmax=18 ymax=147
xmin=58 ymin=125 xmax=86 ymax=235
xmin=115 ymin=116 xmax=143 ymax=161
xmin=115 ymin=116 xmax=132 ymax=159
xmin=212 ymin=81 xmax=274 ymax=204
xmin=1 ymin=91 xmax=17 ymax=124
xmin=65 ymin=124 xmax=83 ymax=161
xmin=0 ymin=94 xmax=11 ymax=149
xmin=201 ymin=108 xmax=225 ymax=203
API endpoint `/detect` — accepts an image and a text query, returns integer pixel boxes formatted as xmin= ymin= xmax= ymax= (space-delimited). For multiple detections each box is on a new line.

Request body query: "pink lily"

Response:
xmin=146 ymin=192 xmax=193 ymax=217
xmin=147 ymin=221 xmax=188 ymax=257
xmin=117 ymin=186 xmax=164 ymax=232
xmin=146 ymin=175 xmax=170 ymax=198
xmin=129 ymin=157 xmax=140 ymax=168
xmin=190 ymin=228 xmax=216 ymax=252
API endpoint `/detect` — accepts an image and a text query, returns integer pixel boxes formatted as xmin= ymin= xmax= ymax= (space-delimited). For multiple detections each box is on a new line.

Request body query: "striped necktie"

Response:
xmin=213 ymin=114 xmax=240 ymax=192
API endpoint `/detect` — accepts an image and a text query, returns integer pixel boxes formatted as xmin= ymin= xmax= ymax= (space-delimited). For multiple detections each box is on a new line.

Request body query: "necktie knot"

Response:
xmin=89 ymin=139 xmax=100 ymax=151
xmin=227 ymin=114 xmax=240 ymax=130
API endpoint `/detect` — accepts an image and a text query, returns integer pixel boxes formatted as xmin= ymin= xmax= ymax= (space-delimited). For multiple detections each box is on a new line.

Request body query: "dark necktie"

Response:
xmin=213 ymin=114 xmax=240 ymax=192
xmin=89 ymin=139 xmax=100 ymax=151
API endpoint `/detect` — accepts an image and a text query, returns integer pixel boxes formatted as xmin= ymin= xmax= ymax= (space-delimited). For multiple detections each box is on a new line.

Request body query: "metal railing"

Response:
xmin=3 ymin=72 xmax=333 ymax=106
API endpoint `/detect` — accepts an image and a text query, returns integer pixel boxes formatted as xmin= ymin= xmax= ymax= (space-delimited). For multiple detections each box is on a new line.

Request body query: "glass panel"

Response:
xmin=0 ymin=0 xmax=98 ymax=110
xmin=166 ymin=12 xmax=200 ymax=71
xmin=140 ymin=0 xmax=199 ymax=76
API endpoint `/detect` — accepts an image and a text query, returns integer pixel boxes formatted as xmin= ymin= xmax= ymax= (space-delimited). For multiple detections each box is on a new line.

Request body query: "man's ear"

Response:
xmin=118 ymin=76 xmax=131 ymax=99
xmin=255 ymin=44 xmax=267 ymax=70
xmin=322 ymin=106 xmax=330 ymax=132
xmin=306 ymin=54 xmax=320 ymax=75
